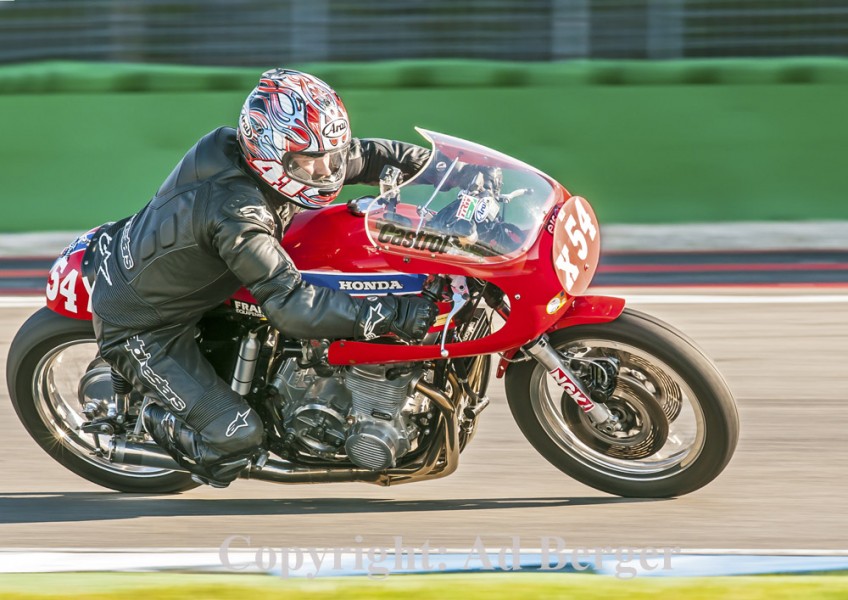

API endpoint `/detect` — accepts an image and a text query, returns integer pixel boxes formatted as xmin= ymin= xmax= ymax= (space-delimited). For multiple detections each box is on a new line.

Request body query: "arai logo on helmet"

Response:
xmin=322 ymin=119 xmax=348 ymax=139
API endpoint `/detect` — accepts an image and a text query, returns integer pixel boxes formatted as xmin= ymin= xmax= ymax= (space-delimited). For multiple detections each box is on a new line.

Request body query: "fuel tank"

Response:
xmin=229 ymin=203 xmax=426 ymax=308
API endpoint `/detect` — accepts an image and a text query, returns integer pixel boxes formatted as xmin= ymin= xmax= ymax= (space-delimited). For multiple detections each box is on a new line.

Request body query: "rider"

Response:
xmin=86 ymin=68 xmax=439 ymax=487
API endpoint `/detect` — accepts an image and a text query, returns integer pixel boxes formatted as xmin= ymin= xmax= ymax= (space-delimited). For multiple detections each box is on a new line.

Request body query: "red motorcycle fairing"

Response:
xmin=326 ymin=189 xmax=606 ymax=365
xmin=226 ymin=204 xmax=427 ymax=310
xmin=324 ymin=129 xmax=609 ymax=366
xmin=494 ymin=295 xmax=626 ymax=378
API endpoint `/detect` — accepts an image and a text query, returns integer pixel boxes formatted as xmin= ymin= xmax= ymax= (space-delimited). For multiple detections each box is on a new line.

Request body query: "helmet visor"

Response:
xmin=283 ymin=147 xmax=348 ymax=189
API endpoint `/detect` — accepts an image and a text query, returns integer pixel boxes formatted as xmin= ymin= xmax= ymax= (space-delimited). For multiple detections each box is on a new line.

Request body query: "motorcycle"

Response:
xmin=6 ymin=129 xmax=738 ymax=497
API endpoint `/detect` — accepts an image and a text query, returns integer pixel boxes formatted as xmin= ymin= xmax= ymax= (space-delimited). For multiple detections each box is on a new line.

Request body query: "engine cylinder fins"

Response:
xmin=345 ymin=365 xmax=412 ymax=415
xmin=345 ymin=421 xmax=406 ymax=471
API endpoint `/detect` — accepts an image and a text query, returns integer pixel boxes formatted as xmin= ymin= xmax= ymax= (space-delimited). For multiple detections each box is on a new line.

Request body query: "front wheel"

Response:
xmin=505 ymin=308 xmax=739 ymax=498
xmin=7 ymin=307 xmax=198 ymax=493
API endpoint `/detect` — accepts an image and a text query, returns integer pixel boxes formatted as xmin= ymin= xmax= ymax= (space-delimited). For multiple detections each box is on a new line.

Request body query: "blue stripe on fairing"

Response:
xmin=49 ymin=231 xmax=96 ymax=270
xmin=301 ymin=272 xmax=427 ymax=296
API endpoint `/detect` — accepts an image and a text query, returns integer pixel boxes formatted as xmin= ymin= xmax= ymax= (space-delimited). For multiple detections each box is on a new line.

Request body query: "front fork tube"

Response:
xmin=523 ymin=335 xmax=617 ymax=431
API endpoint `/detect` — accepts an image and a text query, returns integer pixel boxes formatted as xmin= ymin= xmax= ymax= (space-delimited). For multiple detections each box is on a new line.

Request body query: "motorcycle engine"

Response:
xmin=271 ymin=359 xmax=423 ymax=471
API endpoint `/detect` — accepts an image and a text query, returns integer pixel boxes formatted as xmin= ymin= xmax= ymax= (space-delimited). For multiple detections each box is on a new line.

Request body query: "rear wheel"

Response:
xmin=505 ymin=308 xmax=739 ymax=497
xmin=7 ymin=307 xmax=198 ymax=493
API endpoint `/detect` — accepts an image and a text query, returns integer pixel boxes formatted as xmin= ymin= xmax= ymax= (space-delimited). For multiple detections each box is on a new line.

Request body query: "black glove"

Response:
xmin=355 ymin=295 xmax=438 ymax=342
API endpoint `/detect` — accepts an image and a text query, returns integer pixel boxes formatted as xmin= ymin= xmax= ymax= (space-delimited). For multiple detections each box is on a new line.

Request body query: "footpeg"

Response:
xmin=81 ymin=418 xmax=118 ymax=435
xmin=253 ymin=450 xmax=270 ymax=470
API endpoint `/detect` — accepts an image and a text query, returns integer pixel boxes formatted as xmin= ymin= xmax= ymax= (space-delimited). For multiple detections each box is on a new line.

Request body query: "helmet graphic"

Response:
xmin=238 ymin=69 xmax=351 ymax=208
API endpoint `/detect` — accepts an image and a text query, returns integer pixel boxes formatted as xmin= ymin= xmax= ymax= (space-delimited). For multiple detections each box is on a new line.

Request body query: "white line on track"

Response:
xmin=1 ymin=548 xmax=847 ymax=575
xmin=1 ymin=547 xmax=846 ymax=573
xmin=0 ymin=297 xmax=44 ymax=308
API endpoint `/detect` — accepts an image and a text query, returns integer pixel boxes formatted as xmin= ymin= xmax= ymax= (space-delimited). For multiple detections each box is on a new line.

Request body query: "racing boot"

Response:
xmin=141 ymin=403 xmax=251 ymax=488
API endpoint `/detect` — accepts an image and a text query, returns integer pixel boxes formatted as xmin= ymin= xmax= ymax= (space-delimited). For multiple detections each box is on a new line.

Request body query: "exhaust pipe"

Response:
xmin=108 ymin=438 xmax=446 ymax=486
xmin=110 ymin=439 xmax=382 ymax=483
xmin=109 ymin=438 xmax=188 ymax=471
xmin=109 ymin=381 xmax=459 ymax=485
xmin=241 ymin=461 xmax=383 ymax=484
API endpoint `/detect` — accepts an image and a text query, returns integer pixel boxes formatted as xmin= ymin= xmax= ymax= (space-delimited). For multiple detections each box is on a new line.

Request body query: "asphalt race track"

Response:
xmin=1 ymin=292 xmax=847 ymax=552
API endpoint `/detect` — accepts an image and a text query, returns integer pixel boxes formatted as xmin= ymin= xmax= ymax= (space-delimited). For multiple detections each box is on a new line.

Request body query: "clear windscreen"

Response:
xmin=364 ymin=129 xmax=559 ymax=264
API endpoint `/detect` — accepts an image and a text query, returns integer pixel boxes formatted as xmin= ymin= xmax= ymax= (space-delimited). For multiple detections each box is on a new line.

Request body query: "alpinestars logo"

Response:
xmin=225 ymin=409 xmax=251 ymax=437
xmin=363 ymin=302 xmax=386 ymax=340
xmin=97 ymin=232 xmax=113 ymax=286
xmin=124 ymin=336 xmax=187 ymax=412
xmin=233 ymin=300 xmax=264 ymax=318
xmin=238 ymin=205 xmax=275 ymax=229
xmin=120 ymin=215 xmax=135 ymax=270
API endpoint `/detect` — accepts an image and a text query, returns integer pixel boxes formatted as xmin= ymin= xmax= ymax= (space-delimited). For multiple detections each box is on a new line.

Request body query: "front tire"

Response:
xmin=505 ymin=308 xmax=739 ymax=497
xmin=7 ymin=307 xmax=198 ymax=493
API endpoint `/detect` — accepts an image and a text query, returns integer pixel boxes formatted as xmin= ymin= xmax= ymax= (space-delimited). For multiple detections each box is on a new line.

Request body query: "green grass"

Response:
xmin=0 ymin=573 xmax=846 ymax=600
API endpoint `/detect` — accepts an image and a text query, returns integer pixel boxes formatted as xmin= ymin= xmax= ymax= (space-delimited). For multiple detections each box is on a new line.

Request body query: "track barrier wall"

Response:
xmin=0 ymin=59 xmax=845 ymax=231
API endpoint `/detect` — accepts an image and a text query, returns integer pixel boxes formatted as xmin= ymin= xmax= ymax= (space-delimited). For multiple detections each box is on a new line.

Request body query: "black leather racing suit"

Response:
xmin=88 ymin=127 xmax=430 ymax=483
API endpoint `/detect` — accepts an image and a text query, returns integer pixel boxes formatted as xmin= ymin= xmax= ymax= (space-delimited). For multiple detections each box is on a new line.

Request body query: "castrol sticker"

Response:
xmin=550 ymin=196 xmax=600 ymax=296
xmin=455 ymin=192 xmax=478 ymax=221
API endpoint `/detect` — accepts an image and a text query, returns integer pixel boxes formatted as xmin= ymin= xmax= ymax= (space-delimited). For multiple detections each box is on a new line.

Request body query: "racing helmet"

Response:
xmin=238 ymin=68 xmax=351 ymax=209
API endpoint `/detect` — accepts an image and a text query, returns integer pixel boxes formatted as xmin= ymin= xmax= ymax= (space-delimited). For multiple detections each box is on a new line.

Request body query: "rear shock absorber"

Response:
xmin=111 ymin=368 xmax=132 ymax=424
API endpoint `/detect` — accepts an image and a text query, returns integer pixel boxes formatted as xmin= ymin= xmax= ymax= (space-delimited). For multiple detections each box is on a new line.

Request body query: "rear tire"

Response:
xmin=505 ymin=308 xmax=739 ymax=497
xmin=7 ymin=307 xmax=198 ymax=493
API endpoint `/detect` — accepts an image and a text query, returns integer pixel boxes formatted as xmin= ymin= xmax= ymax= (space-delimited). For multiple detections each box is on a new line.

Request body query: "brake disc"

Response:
xmin=561 ymin=374 xmax=669 ymax=460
